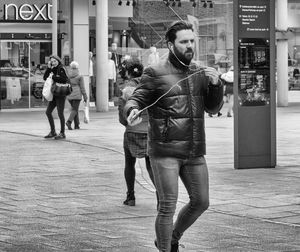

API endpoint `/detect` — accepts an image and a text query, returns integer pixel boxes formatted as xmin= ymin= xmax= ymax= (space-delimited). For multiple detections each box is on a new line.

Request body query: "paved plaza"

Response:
xmin=0 ymin=92 xmax=299 ymax=251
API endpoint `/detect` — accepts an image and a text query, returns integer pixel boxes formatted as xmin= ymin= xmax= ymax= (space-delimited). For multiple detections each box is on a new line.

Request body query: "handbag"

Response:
xmin=51 ymin=65 xmax=72 ymax=96
xmin=42 ymin=77 xmax=53 ymax=101
xmin=51 ymin=82 xmax=72 ymax=96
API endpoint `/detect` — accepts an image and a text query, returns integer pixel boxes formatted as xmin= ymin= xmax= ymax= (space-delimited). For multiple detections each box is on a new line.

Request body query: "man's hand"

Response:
xmin=203 ymin=67 xmax=221 ymax=85
xmin=127 ymin=108 xmax=142 ymax=126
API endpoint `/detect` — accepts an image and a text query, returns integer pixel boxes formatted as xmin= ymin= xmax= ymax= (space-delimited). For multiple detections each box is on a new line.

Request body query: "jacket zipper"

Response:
xmin=162 ymin=117 xmax=169 ymax=142
xmin=186 ymin=72 xmax=194 ymax=157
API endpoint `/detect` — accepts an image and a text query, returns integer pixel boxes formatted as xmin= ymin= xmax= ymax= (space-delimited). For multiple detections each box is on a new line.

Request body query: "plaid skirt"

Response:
xmin=123 ymin=132 xmax=147 ymax=158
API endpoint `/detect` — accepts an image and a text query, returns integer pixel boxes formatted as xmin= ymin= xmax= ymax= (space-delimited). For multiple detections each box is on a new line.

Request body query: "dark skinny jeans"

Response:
xmin=45 ymin=96 xmax=66 ymax=134
xmin=67 ymin=99 xmax=81 ymax=127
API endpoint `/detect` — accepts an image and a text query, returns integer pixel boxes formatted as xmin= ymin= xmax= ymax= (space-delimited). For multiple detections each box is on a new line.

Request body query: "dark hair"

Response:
xmin=165 ymin=20 xmax=194 ymax=43
xmin=125 ymin=58 xmax=144 ymax=78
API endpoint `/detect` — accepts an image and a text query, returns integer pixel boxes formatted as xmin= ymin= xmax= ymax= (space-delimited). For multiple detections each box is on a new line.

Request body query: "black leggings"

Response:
xmin=46 ymin=96 xmax=66 ymax=133
xmin=124 ymin=145 xmax=155 ymax=194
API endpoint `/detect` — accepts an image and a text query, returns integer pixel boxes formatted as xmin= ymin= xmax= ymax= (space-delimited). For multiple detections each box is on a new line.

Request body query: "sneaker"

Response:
xmin=66 ymin=121 xmax=72 ymax=130
xmin=227 ymin=112 xmax=232 ymax=117
xmin=54 ymin=133 xmax=66 ymax=140
xmin=44 ymin=132 xmax=57 ymax=138
xmin=74 ymin=126 xmax=80 ymax=130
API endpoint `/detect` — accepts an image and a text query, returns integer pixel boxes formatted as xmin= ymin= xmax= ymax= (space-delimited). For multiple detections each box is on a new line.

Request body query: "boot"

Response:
xmin=66 ymin=121 xmax=73 ymax=130
xmin=123 ymin=191 xmax=135 ymax=206
xmin=44 ymin=131 xmax=57 ymax=138
xmin=171 ymin=242 xmax=179 ymax=252
xmin=154 ymin=239 xmax=180 ymax=252
xmin=54 ymin=132 xmax=66 ymax=140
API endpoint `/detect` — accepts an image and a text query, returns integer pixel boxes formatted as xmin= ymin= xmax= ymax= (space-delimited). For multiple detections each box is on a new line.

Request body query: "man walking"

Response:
xmin=124 ymin=20 xmax=224 ymax=252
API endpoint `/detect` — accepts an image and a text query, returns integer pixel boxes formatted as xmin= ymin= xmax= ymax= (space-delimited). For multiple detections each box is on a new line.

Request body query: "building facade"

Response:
xmin=0 ymin=0 xmax=71 ymax=110
xmin=0 ymin=0 xmax=299 ymax=110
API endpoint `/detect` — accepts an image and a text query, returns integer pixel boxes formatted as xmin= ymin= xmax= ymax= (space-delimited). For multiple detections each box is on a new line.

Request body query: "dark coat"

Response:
xmin=124 ymin=53 xmax=224 ymax=159
xmin=43 ymin=64 xmax=68 ymax=84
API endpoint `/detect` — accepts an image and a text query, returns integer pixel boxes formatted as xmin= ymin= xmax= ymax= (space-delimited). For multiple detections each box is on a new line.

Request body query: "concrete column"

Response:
xmin=96 ymin=0 xmax=109 ymax=112
xmin=276 ymin=0 xmax=289 ymax=107
xmin=52 ymin=0 xmax=58 ymax=55
xmin=72 ymin=0 xmax=90 ymax=107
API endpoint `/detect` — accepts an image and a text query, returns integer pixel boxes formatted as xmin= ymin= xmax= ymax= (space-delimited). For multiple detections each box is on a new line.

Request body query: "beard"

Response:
xmin=173 ymin=46 xmax=194 ymax=65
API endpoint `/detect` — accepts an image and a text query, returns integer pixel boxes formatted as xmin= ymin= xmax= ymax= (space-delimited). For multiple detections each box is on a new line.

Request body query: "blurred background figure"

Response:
xmin=66 ymin=61 xmax=88 ymax=130
xmin=108 ymin=52 xmax=117 ymax=101
xmin=221 ymin=66 xmax=234 ymax=117
xmin=147 ymin=46 xmax=160 ymax=66
xmin=91 ymin=51 xmax=97 ymax=102
xmin=89 ymin=52 xmax=94 ymax=102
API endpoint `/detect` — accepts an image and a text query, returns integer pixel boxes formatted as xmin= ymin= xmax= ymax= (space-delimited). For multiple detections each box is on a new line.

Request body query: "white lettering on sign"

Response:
xmin=4 ymin=3 xmax=53 ymax=21
xmin=19 ymin=4 xmax=34 ymax=21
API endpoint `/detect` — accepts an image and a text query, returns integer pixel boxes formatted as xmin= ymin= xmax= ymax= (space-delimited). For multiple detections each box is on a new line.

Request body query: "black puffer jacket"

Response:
xmin=43 ymin=64 xmax=68 ymax=84
xmin=124 ymin=53 xmax=224 ymax=158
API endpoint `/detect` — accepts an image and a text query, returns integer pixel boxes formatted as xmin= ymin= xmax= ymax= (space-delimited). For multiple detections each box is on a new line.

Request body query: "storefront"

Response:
xmin=0 ymin=0 xmax=71 ymax=110
xmin=90 ymin=0 xmax=234 ymax=72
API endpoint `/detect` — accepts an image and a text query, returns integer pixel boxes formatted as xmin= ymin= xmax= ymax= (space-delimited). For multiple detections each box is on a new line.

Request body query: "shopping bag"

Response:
xmin=42 ymin=77 xmax=53 ymax=101
xmin=83 ymin=103 xmax=89 ymax=124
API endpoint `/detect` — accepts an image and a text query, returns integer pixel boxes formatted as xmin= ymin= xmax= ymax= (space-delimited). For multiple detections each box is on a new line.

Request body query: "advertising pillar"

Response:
xmin=233 ymin=0 xmax=276 ymax=169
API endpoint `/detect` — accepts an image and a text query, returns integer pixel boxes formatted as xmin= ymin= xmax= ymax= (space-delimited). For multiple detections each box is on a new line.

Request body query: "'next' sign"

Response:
xmin=4 ymin=3 xmax=53 ymax=21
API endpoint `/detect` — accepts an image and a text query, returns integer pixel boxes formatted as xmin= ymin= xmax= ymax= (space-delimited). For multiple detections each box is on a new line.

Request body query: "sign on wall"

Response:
xmin=1 ymin=2 xmax=52 ymax=22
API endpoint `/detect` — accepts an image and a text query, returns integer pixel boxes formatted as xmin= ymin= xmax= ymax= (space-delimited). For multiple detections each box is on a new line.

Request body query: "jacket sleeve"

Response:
xmin=43 ymin=68 xmax=52 ymax=81
xmin=52 ymin=66 xmax=68 ymax=84
xmin=118 ymin=97 xmax=128 ymax=126
xmin=203 ymin=78 xmax=224 ymax=114
xmin=79 ymin=76 xmax=88 ymax=101
xmin=123 ymin=67 xmax=156 ymax=118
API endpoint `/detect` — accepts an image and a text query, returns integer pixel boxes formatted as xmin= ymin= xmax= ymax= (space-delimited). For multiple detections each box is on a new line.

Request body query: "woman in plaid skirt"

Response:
xmin=118 ymin=58 xmax=156 ymax=206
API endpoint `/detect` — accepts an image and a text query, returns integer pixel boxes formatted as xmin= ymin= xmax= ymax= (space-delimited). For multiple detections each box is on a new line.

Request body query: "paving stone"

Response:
xmin=0 ymin=103 xmax=300 ymax=251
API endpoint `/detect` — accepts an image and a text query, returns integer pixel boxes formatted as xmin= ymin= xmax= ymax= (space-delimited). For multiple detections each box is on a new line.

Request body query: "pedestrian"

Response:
xmin=221 ymin=66 xmax=234 ymax=117
xmin=43 ymin=55 xmax=69 ymax=140
xmin=118 ymin=57 xmax=156 ymax=206
xmin=108 ymin=52 xmax=117 ymax=101
xmin=124 ymin=20 xmax=224 ymax=252
xmin=148 ymin=46 xmax=160 ymax=66
xmin=89 ymin=51 xmax=94 ymax=102
xmin=65 ymin=61 xmax=88 ymax=130
xmin=91 ymin=52 xmax=97 ymax=102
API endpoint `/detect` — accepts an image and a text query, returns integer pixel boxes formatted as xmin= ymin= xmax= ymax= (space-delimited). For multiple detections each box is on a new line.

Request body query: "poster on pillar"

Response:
xmin=238 ymin=38 xmax=270 ymax=106
xmin=237 ymin=0 xmax=271 ymax=107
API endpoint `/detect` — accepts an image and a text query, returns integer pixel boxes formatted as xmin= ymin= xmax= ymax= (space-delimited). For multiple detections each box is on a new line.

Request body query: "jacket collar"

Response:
xmin=168 ymin=51 xmax=190 ymax=72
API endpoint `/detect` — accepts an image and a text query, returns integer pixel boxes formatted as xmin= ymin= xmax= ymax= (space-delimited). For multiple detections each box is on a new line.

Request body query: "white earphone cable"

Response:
xmin=132 ymin=68 xmax=205 ymax=120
